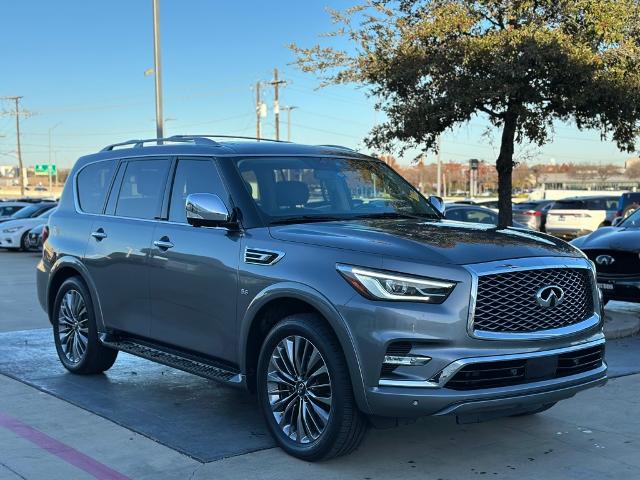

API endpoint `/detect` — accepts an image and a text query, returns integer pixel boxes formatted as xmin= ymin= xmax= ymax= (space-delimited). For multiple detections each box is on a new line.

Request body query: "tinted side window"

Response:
xmin=115 ymin=159 xmax=170 ymax=220
xmin=169 ymin=159 xmax=227 ymax=223
xmin=77 ymin=161 xmax=116 ymax=214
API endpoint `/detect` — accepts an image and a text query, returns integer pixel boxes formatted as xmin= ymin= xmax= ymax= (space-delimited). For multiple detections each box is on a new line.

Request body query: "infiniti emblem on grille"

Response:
xmin=595 ymin=254 xmax=615 ymax=266
xmin=535 ymin=286 xmax=564 ymax=308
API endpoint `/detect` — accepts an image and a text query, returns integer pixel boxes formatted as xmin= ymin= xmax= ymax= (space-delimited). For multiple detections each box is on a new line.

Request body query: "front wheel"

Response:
xmin=52 ymin=277 xmax=118 ymax=374
xmin=257 ymin=314 xmax=368 ymax=461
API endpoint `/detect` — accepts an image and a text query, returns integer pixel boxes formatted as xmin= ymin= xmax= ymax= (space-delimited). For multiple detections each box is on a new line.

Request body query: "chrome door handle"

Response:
xmin=91 ymin=229 xmax=107 ymax=240
xmin=153 ymin=239 xmax=174 ymax=250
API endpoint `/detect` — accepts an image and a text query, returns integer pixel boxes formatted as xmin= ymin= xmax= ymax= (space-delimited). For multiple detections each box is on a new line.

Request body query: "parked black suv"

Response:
xmin=37 ymin=136 xmax=606 ymax=460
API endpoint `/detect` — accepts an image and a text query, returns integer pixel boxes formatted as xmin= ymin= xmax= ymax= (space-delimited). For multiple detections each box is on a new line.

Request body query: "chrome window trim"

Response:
xmin=378 ymin=337 xmax=605 ymax=389
xmin=463 ymin=257 xmax=601 ymax=341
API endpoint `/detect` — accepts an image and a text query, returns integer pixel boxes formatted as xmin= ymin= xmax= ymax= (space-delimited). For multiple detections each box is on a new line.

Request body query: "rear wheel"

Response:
xmin=52 ymin=277 xmax=118 ymax=374
xmin=257 ymin=314 xmax=368 ymax=461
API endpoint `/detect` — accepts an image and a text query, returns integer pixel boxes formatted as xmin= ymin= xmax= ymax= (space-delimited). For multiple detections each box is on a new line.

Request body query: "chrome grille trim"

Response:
xmin=465 ymin=257 xmax=601 ymax=341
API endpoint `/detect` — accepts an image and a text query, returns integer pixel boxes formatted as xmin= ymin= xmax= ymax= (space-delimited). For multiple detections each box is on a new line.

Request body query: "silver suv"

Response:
xmin=37 ymin=136 xmax=606 ymax=461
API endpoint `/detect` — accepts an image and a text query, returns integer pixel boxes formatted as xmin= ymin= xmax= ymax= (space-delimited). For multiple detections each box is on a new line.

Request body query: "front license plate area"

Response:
xmin=598 ymin=282 xmax=614 ymax=291
xmin=525 ymin=356 xmax=559 ymax=381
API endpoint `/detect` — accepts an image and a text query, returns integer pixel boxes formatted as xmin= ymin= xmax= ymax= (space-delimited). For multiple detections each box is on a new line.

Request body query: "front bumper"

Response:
xmin=598 ymin=274 xmax=640 ymax=303
xmin=364 ymin=339 xmax=606 ymax=418
xmin=0 ymin=231 xmax=22 ymax=249
xmin=545 ymin=227 xmax=592 ymax=240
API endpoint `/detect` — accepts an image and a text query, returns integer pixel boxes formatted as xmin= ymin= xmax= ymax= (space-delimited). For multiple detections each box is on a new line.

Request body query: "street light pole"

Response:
xmin=282 ymin=106 xmax=298 ymax=141
xmin=152 ymin=0 xmax=164 ymax=142
xmin=48 ymin=123 xmax=61 ymax=193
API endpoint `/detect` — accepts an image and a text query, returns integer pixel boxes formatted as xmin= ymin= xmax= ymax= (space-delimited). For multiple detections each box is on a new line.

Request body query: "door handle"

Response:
xmin=153 ymin=237 xmax=174 ymax=250
xmin=91 ymin=229 xmax=107 ymax=241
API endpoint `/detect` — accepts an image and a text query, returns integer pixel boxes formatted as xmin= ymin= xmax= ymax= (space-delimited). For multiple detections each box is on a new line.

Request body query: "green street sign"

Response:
xmin=34 ymin=164 xmax=57 ymax=176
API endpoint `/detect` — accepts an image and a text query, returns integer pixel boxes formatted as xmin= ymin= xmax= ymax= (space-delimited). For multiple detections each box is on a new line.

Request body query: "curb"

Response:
xmin=604 ymin=301 xmax=640 ymax=339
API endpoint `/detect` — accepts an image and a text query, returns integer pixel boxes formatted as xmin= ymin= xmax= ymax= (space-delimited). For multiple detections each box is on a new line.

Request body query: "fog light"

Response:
xmin=383 ymin=355 xmax=431 ymax=366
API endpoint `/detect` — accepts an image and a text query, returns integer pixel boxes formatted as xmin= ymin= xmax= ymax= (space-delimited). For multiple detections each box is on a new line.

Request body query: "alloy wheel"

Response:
xmin=267 ymin=335 xmax=332 ymax=444
xmin=57 ymin=289 xmax=89 ymax=364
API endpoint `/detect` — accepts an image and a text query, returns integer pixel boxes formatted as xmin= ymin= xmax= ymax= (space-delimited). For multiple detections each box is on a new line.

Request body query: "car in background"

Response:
xmin=0 ymin=201 xmax=56 ymax=224
xmin=0 ymin=207 xmax=56 ymax=251
xmin=27 ymin=224 xmax=47 ymax=251
xmin=545 ymin=196 xmax=619 ymax=240
xmin=612 ymin=192 xmax=640 ymax=224
xmin=513 ymin=200 xmax=555 ymax=232
xmin=444 ymin=204 xmax=530 ymax=229
xmin=0 ymin=201 xmax=30 ymax=221
xmin=572 ymin=208 xmax=640 ymax=304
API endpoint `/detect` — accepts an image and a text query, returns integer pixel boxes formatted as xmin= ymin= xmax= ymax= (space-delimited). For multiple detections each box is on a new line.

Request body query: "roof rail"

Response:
xmin=101 ymin=135 xmax=221 ymax=151
xmin=183 ymin=134 xmax=290 ymax=143
xmin=316 ymin=144 xmax=357 ymax=152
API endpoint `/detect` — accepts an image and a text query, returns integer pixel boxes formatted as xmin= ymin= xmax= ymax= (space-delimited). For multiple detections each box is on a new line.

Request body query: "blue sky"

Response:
xmin=0 ymin=0 xmax=635 ymax=169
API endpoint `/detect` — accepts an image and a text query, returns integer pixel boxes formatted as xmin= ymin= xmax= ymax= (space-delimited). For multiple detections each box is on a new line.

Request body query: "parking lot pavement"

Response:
xmin=0 ymin=251 xmax=49 ymax=332
xmin=1 ymin=248 xmax=640 ymax=479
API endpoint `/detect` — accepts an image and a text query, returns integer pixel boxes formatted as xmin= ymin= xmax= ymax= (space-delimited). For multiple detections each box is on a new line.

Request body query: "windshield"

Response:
xmin=620 ymin=208 xmax=640 ymax=228
xmin=10 ymin=204 xmax=41 ymax=219
xmin=234 ymin=156 xmax=438 ymax=224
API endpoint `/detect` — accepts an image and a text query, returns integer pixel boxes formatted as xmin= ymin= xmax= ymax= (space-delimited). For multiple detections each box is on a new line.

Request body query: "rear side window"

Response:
xmin=585 ymin=198 xmax=618 ymax=210
xmin=115 ymin=159 xmax=170 ymax=220
xmin=168 ymin=159 xmax=228 ymax=223
xmin=77 ymin=161 xmax=116 ymax=214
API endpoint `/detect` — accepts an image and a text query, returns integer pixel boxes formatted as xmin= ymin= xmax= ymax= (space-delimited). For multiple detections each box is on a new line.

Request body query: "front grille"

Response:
xmin=583 ymin=249 xmax=640 ymax=275
xmin=446 ymin=344 xmax=604 ymax=391
xmin=473 ymin=268 xmax=595 ymax=333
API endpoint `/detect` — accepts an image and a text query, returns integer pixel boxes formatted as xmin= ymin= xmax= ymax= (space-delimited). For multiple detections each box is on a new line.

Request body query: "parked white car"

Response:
xmin=0 ymin=202 xmax=30 ymax=221
xmin=0 ymin=208 xmax=55 ymax=251
xmin=545 ymin=196 xmax=619 ymax=240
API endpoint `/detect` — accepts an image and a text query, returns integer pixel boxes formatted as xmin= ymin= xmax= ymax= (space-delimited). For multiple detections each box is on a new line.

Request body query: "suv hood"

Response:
xmin=269 ymin=219 xmax=579 ymax=265
xmin=572 ymin=226 xmax=640 ymax=252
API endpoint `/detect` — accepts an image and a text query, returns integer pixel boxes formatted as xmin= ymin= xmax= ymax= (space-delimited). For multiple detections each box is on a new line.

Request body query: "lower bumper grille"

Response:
xmin=446 ymin=345 xmax=604 ymax=391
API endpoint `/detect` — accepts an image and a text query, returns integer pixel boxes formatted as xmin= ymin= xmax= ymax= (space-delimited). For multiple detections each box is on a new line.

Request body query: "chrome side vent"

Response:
xmin=244 ymin=247 xmax=284 ymax=266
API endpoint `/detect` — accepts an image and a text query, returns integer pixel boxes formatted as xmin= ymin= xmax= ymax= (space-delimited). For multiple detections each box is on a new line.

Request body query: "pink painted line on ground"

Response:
xmin=0 ymin=410 xmax=130 ymax=480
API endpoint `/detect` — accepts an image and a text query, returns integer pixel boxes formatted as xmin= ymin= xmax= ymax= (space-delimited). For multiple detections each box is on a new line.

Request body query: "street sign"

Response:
xmin=34 ymin=164 xmax=56 ymax=176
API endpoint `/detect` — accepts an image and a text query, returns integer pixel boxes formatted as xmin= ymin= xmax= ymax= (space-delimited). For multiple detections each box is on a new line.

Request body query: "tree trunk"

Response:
xmin=496 ymin=108 xmax=518 ymax=229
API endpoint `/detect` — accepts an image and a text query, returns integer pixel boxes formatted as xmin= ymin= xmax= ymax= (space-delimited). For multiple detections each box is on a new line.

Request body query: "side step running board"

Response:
xmin=101 ymin=336 xmax=244 ymax=386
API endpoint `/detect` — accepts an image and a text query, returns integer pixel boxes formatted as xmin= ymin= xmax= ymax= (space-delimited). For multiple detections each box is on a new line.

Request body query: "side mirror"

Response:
xmin=185 ymin=193 xmax=230 ymax=227
xmin=428 ymin=195 xmax=446 ymax=216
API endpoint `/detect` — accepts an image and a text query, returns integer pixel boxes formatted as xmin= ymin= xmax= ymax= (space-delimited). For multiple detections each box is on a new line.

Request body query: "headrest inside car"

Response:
xmin=275 ymin=181 xmax=309 ymax=208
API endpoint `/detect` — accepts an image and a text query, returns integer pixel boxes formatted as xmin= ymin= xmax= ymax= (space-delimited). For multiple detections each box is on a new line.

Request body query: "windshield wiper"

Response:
xmin=269 ymin=215 xmax=347 ymax=225
xmin=352 ymin=212 xmax=438 ymax=221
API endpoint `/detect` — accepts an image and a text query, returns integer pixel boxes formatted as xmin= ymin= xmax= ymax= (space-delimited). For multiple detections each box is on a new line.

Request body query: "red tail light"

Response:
xmin=41 ymin=225 xmax=49 ymax=244
xmin=524 ymin=210 xmax=542 ymax=217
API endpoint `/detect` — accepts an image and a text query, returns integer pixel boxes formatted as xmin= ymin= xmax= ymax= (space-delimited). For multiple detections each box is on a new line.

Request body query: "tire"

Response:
xmin=19 ymin=232 xmax=30 ymax=252
xmin=511 ymin=402 xmax=556 ymax=417
xmin=52 ymin=276 xmax=118 ymax=374
xmin=257 ymin=313 xmax=368 ymax=461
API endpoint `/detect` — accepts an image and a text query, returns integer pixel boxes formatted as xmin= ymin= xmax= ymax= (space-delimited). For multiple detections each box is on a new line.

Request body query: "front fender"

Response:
xmin=238 ymin=281 xmax=371 ymax=414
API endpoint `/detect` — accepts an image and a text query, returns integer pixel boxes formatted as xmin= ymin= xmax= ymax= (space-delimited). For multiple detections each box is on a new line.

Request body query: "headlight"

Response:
xmin=337 ymin=264 xmax=456 ymax=303
xmin=2 ymin=226 xmax=23 ymax=233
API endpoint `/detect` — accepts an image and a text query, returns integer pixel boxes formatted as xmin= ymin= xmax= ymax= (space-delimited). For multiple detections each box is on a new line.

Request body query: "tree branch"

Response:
xmin=478 ymin=106 xmax=505 ymax=119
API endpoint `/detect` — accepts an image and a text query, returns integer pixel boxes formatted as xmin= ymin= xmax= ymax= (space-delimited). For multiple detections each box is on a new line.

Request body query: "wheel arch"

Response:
xmin=239 ymin=282 xmax=370 ymax=414
xmin=48 ymin=257 xmax=105 ymax=330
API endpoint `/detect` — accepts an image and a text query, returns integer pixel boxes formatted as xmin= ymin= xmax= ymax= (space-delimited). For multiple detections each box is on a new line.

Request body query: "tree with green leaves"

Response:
xmin=291 ymin=0 xmax=640 ymax=227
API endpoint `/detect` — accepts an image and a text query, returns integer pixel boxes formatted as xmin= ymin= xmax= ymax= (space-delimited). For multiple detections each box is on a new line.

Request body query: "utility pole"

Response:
xmin=269 ymin=68 xmax=287 ymax=140
xmin=256 ymin=82 xmax=262 ymax=140
xmin=282 ymin=106 xmax=298 ymax=141
xmin=48 ymin=123 xmax=61 ymax=193
xmin=1 ymin=96 xmax=27 ymax=196
xmin=152 ymin=0 xmax=164 ymax=142
xmin=436 ymin=136 xmax=442 ymax=197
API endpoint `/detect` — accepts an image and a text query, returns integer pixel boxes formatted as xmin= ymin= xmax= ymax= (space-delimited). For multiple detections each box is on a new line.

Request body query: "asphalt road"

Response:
xmin=1 ymin=249 xmax=639 ymax=480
